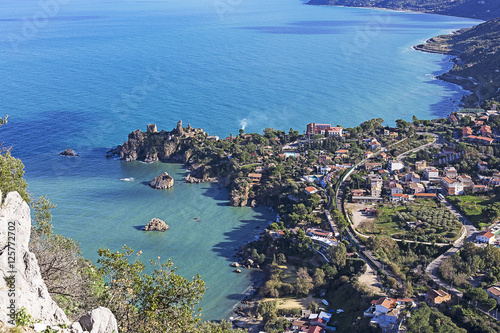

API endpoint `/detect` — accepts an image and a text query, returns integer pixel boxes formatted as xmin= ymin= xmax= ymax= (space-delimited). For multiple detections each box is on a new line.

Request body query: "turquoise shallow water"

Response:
xmin=0 ymin=0 xmax=479 ymax=320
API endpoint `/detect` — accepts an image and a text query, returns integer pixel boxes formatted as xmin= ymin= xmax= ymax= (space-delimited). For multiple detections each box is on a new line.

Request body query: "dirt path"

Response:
xmin=346 ymin=202 xmax=376 ymax=231
xmin=358 ymin=262 xmax=386 ymax=296
xmin=263 ymin=294 xmax=323 ymax=310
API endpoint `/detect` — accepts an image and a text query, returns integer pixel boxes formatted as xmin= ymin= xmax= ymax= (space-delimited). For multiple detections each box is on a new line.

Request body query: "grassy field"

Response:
xmin=358 ymin=201 xmax=461 ymax=242
xmin=447 ymin=194 xmax=500 ymax=228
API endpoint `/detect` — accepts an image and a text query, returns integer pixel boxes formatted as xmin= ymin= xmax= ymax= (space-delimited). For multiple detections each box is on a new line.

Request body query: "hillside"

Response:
xmin=415 ymin=17 xmax=500 ymax=108
xmin=306 ymin=0 xmax=500 ymax=20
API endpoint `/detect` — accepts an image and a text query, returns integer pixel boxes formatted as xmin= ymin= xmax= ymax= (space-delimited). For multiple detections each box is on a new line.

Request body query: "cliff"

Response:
xmin=306 ymin=0 xmax=500 ymax=20
xmin=107 ymin=121 xmax=208 ymax=163
xmin=0 ymin=191 xmax=117 ymax=332
xmin=414 ymin=17 xmax=500 ymax=107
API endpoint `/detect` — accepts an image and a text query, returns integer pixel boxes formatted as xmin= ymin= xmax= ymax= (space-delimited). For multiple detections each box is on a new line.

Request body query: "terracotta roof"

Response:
xmin=487 ymin=286 xmax=500 ymax=297
xmin=478 ymin=230 xmax=495 ymax=239
xmin=442 ymin=177 xmax=454 ymax=184
xmin=305 ymin=187 xmax=317 ymax=193
xmin=374 ymin=297 xmax=396 ymax=309
xmin=415 ymin=193 xmax=437 ymax=197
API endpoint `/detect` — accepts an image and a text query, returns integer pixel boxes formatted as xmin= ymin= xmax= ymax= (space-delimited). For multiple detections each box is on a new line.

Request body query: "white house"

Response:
xmin=391 ymin=183 xmax=403 ymax=195
xmin=487 ymin=286 xmax=500 ymax=304
xmin=424 ymin=167 xmax=439 ymax=181
xmin=388 ymin=160 xmax=404 ymax=173
xmin=476 ymin=230 xmax=495 ymax=244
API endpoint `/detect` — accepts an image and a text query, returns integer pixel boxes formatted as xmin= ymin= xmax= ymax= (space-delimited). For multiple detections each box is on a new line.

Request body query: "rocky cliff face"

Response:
xmin=112 ymin=129 xmax=183 ymax=163
xmin=0 ymin=191 xmax=117 ymax=332
xmin=0 ymin=191 xmax=69 ymax=326
xmin=230 ymin=179 xmax=252 ymax=207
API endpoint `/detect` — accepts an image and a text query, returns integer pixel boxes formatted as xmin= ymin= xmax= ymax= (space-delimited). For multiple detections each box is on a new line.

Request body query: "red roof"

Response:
xmin=305 ymin=187 xmax=318 ymax=193
xmin=478 ymin=230 xmax=495 ymax=239
xmin=415 ymin=193 xmax=437 ymax=197
xmin=307 ymin=325 xmax=322 ymax=333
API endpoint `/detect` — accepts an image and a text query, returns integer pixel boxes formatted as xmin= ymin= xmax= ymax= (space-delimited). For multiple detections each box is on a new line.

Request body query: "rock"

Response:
xmin=71 ymin=321 xmax=83 ymax=331
xmin=230 ymin=262 xmax=240 ymax=268
xmin=143 ymin=218 xmax=169 ymax=232
xmin=235 ymin=269 xmax=242 ymax=273
xmin=79 ymin=307 xmax=118 ymax=333
xmin=250 ymin=200 xmax=257 ymax=208
xmin=60 ymin=149 xmax=78 ymax=156
xmin=177 ymin=120 xmax=183 ymax=135
xmin=149 ymin=172 xmax=174 ymax=190
xmin=33 ymin=323 xmax=48 ymax=332
xmin=0 ymin=191 xmax=69 ymax=326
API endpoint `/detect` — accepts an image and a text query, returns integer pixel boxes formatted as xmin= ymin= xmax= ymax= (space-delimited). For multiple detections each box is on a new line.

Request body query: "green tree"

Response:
xmin=257 ymin=301 xmax=277 ymax=323
xmin=30 ymin=196 xmax=103 ymax=320
xmin=0 ymin=150 xmax=29 ymax=202
xmin=197 ymin=319 xmax=246 ymax=333
xmin=97 ymin=245 xmax=206 ymax=333
xmin=313 ymin=268 xmax=325 ymax=287
xmin=294 ymin=267 xmax=314 ymax=296
xmin=327 ymin=243 xmax=347 ymax=268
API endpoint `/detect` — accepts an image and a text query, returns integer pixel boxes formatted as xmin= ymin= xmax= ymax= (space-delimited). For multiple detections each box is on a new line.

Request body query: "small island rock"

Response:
xmin=143 ymin=218 xmax=169 ymax=232
xmin=60 ymin=149 xmax=78 ymax=156
xmin=230 ymin=262 xmax=240 ymax=268
xmin=149 ymin=172 xmax=174 ymax=189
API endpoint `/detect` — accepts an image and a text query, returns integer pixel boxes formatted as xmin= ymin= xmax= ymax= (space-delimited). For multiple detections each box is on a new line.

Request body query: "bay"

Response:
xmin=0 ymin=0 xmax=479 ymax=320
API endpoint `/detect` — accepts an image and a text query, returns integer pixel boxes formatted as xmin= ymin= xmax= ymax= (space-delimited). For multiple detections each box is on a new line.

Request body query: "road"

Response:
xmin=424 ymin=197 xmax=478 ymax=297
xmin=396 ymin=132 xmax=440 ymax=163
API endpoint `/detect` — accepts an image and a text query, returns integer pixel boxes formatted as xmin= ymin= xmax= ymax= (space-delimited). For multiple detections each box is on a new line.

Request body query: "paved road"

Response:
xmin=425 ymin=197 xmax=478 ymax=297
xmin=396 ymin=132 xmax=440 ymax=163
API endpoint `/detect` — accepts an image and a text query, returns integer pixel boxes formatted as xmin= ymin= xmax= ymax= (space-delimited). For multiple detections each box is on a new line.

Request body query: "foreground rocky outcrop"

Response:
xmin=0 ymin=191 xmax=69 ymax=326
xmin=0 ymin=191 xmax=117 ymax=332
xmin=149 ymin=172 xmax=174 ymax=190
xmin=79 ymin=307 xmax=118 ymax=333
xmin=143 ymin=218 xmax=169 ymax=232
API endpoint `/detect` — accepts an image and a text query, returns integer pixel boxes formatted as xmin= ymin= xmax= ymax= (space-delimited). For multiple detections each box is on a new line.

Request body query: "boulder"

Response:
xmin=79 ymin=307 xmax=118 ymax=333
xmin=0 ymin=191 xmax=69 ymax=326
xmin=60 ymin=149 xmax=78 ymax=156
xmin=143 ymin=218 xmax=169 ymax=232
xmin=149 ymin=172 xmax=174 ymax=190
xmin=235 ymin=269 xmax=242 ymax=273
xmin=230 ymin=262 xmax=240 ymax=268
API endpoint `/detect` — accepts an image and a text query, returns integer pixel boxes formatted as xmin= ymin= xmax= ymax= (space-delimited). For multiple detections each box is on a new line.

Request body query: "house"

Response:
xmin=478 ymin=161 xmax=489 ymax=171
xmin=335 ymin=149 xmax=349 ymax=155
xmin=415 ymin=160 xmax=427 ymax=171
xmin=248 ymin=173 xmax=262 ymax=183
xmin=351 ymin=189 xmax=367 ymax=196
xmin=462 ymin=127 xmax=473 ymax=138
xmin=306 ymin=123 xmax=343 ymax=137
xmin=388 ymin=160 xmax=404 ymax=173
xmin=406 ymin=172 xmax=421 ymax=183
xmin=390 ymin=193 xmax=409 ymax=202
xmin=457 ymin=175 xmax=474 ymax=190
xmin=473 ymin=184 xmax=488 ymax=193
xmin=444 ymin=167 xmax=458 ymax=178
xmin=441 ymin=177 xmax=464 ymax=196
xmin=305 ymin=187 xmax=319 ymax=195
xmin=368 ymin=139 xmax=381 ymax=150
xmin=391 ymin=183 xmax=403 ymax=195
xmin=410 ymin=183 xmax=425 ymax=194
xmin=427 ymin=289 xmax=451 ymax=305
xmin=415 ymin=193 xmax=437 ymax=199
xmin=365 ymin=162 xmax=382 ymax=171
xmin=476 ymin=230 xmax=495 ymax=244
xmin=352 ymin=196 xmax=384 ymax=204
xmin=466 ymin=135 xmax=495 ymax=145
xmin=424 ymin=167 xmax=439 ymax=180
xmin=318 ymin=155 xmax=329 ymax=164
xmin=481 ymin=125 xmax=492 ymax=137
xmin=486 ymin=286 xmax=500 ymax=304
xmin=364 ymin=297 xmax=396 ymax=316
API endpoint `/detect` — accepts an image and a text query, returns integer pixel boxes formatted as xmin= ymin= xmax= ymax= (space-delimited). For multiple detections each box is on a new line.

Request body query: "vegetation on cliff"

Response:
xmin=306 ymin=0 xmax=500 ymax=20
xmin=415 ymin=17 xmax=500 ymax=108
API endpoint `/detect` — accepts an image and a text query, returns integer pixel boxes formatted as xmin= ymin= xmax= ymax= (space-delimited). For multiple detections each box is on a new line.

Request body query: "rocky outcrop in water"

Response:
xmin=149 ymin=172 xmax=174 ymax=189
xmin=143 ymin=218 xmax=169 ymax=232
xmin=106 ymin=122 xmax=207 ymax=163
xmin=230 ymin=179 xmax=251 ymax=207
xmin=60 ymin=149 xmax=78 ymax=157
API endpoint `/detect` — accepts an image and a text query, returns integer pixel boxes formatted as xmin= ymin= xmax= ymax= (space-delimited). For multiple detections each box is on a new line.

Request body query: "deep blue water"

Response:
xmin=0 ymin=0 xmax=479 ymax=320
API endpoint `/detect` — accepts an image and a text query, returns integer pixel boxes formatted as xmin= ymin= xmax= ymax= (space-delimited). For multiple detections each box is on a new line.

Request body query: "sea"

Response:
xmin=0 ymin=0 xmax=479 ymax=320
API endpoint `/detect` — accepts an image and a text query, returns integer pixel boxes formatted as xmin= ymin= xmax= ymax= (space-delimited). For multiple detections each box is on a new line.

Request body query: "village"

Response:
xmin=214 ymin=107 xmax=500 ymax=332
